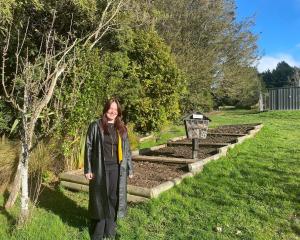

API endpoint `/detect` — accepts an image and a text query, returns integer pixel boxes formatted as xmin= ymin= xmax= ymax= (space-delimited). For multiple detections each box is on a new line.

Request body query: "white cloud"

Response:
xmin=257 ymin=54 xmax=300 ymax=72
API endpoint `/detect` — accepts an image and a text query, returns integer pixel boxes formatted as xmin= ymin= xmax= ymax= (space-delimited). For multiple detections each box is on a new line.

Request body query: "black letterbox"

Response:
xmin=183 ymin=112 xmax=211 ymax=139
xmin=183 ymin=112 xmax=211 ymax=159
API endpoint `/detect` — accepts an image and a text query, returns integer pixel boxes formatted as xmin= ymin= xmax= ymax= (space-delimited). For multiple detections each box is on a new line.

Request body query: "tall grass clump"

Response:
xmin=63 ymin=131 xmax=86 ymax=171
xmin=0 ymin=136 xmax=19 ymax=193
xmin=0 ymin=135 xmax=56 ymax=204
xmin=28 ymin=140 xmax=55 ymax=205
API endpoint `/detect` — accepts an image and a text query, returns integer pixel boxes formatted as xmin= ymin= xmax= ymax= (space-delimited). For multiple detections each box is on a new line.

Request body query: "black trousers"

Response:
xmin=89 ymin=164 xmax=119 ymax=240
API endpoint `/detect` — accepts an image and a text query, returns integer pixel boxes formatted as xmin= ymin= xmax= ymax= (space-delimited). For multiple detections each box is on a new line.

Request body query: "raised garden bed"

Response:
xmin=128 ymin=162 xmax=188 ymax=188
xmin=208 ymin=123 xmax=258 ymax=134
xmin=59 ymin=123 xmax=263 ymax=203
xmin=141 ymin=145 xmax=218 ymax=159
xmin=168 ymin=135 xmax=238 ymax=145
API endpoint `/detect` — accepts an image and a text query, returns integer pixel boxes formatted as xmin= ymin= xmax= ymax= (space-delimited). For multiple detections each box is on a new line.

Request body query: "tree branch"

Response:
xmin=1 ymin=25 xmax=24 ymax=112
xmin=84 ymin=0 xmax=123 ymax=49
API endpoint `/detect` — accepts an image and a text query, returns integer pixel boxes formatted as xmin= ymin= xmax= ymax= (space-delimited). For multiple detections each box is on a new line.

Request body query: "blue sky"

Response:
xmin=236 ymin=0 xmax=300 ymax=72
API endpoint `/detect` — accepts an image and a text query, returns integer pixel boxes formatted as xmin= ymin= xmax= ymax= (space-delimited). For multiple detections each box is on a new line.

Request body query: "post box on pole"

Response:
xmin=183 ymin=112 xmax=211 ymax=159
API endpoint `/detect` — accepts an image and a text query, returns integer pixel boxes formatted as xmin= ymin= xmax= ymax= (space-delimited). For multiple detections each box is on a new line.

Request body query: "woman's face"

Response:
xmin=106 ymin=102 xmax=118 ymax=122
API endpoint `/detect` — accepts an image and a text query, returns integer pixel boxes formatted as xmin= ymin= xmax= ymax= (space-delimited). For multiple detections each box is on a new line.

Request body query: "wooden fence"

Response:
xmin=263 ymin=87 xmax=300 ymax=110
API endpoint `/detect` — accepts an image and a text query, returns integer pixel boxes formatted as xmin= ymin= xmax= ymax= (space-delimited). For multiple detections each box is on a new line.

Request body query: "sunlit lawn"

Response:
xmin=0 ymin=110 xmax=299 ymax=239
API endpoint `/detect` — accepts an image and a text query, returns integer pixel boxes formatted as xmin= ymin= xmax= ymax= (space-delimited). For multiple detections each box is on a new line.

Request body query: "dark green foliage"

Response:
xmin=261 ymin=61 xmax=296 ymax=88
xmin=58 ymin=47 xmax=105 ymax=135
xmin=112 ymin=29 xmax=184 ymax=132
xmin=0 ymin=100 xmax=15 ymax=135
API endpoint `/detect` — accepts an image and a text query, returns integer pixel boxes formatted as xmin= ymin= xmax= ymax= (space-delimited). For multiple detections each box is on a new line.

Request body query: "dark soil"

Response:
xmin=208 ymin=123 xmax=257 ymax=134
xmin=175 ymin=134 xmax=238 ymax=144
xmin=142 ymin=145 xmax=218 ymax=159
xmin=128 ymin=161 xmax=187 ymax=188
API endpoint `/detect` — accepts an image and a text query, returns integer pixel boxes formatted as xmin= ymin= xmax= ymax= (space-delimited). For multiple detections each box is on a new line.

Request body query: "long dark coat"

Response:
xmin=84 ymin=120 xmax=133 ymax=219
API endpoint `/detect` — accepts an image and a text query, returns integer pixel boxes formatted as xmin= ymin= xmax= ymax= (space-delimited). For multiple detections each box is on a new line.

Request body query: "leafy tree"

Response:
xmin=273 ymin=62 xmax=295 ymax=87
xmin=152 ymin=0 xmax=259 ymax=111
xmin=212 ymin=66 xmax=261 ymax=107
xmin=261 ymin=61 xmax=295 ymax=88
xmin=260 ymin=69 xmax=273 ymax=88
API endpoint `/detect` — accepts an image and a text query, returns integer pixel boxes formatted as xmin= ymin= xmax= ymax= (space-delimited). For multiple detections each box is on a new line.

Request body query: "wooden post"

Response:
xmin=259 ymin=91 xmax=264 ymax=112
xmin=192 ymin=138 xmax=199 ymax=159
xmin=132 ymin=155 xmax=196 ymax=164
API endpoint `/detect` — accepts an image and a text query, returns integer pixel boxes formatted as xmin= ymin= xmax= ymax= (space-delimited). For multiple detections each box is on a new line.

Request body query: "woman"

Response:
xmin=84 ymin=98 xmax=133 ymax=240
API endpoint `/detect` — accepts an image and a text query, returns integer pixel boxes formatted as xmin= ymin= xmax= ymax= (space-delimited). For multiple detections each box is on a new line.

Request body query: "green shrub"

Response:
xmin=126 ymin=122 xmax=139 ymax=150
xmin=105 ymin=29 xmax=185 ymax=133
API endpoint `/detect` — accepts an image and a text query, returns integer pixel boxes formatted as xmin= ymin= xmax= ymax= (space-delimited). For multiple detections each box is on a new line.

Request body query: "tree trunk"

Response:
xmin=17 ymin=107 xmax=31 ymax=223
xmin=18 ymin=114 xmax=32 ymax=222
xmin=20 ymin=140 xmax=29 ymax=220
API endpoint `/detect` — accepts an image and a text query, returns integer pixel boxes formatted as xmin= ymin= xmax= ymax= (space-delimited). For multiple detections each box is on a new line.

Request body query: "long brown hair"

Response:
xmin=101 ymin=98 xmax=127 ymax=137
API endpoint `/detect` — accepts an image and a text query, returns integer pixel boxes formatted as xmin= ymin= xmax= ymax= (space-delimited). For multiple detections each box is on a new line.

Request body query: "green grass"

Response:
xmin=138 ymin=125 xmax=185 ymax=149
xmin=0 ymin=186 xmax=91 ymax=240
xmin=1 ymin=110 xmax=300 ymax=239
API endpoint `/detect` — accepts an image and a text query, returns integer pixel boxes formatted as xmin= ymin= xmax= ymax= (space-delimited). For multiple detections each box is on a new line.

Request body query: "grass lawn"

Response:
xmin=138 ymin=125 xmax=186 ymax=150
xmin=0 ymin=110 xmax=299 ymax=239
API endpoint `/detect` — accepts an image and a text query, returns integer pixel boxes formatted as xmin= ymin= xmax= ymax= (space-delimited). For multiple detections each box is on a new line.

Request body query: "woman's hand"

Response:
xmin=128 ymin=174 xmax=134 ymax=179
xmin=85 ymin=172 xmax=94 ymax=180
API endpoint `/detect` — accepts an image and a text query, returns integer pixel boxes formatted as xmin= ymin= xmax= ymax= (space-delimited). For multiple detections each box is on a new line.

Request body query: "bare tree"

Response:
xmin=1 ymin=15 xmax=77 ymax=222
xmin=1 ymin=0 xmax=125 ymax=222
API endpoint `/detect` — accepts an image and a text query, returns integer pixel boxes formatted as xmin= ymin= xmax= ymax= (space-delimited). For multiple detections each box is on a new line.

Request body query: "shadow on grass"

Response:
xmin=0 ymin=190 xmax=17 ymax=232
xmin=38 ymin=185 xmax=88 ymax=231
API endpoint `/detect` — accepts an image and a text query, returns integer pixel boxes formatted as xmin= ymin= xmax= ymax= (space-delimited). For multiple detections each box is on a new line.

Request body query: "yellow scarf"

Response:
xmin=118 ymin=132 xmax=123 ymax=163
